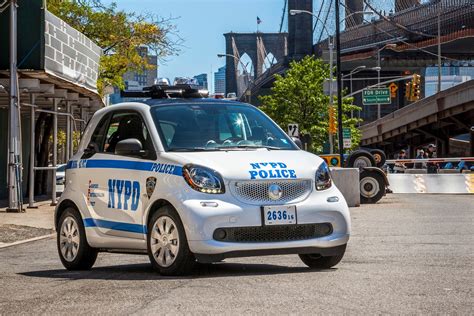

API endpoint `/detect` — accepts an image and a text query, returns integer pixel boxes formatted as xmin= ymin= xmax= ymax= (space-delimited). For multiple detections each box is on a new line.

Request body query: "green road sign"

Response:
xmin=342 ymin=128 xmax=351 ymax=139
xmin=362 ymin=88 xmax=391 ymax=105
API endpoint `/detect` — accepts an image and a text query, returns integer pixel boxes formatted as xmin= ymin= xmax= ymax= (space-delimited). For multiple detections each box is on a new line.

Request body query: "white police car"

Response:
xmin=55 ymin=84 xmax=350 ymax=275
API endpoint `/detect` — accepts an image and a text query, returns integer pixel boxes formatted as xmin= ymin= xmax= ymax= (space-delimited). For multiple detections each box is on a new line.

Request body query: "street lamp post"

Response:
xmin=376 ymin=44 xmax=397 ymax=119
xmin=344 ymin=65 xmax=366 ymax=118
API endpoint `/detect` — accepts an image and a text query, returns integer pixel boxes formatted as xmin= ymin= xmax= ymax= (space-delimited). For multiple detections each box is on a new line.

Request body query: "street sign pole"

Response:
xmin=7 ymin=0 xmax=23 ymax=212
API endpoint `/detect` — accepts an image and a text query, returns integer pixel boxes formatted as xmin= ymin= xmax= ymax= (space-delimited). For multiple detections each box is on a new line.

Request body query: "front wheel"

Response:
xmin=57 ymin=207 xmax=98 ymax=270
xmin=147 ymin=206 xmax=196 ymax=276
xmin=299 ymin=245 xmax=346 ymax=269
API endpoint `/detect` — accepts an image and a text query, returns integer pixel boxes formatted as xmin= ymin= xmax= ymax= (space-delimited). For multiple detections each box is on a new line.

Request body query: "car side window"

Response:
xmin=87 ymin=113 xmax=112 ymax=153
xmin=103 ymin=111 xmax=156 ymax=160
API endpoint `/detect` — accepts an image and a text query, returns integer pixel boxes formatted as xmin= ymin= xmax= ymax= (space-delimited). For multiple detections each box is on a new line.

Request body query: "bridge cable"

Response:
xmin=316 ymin=0 xmax=333 ymax=44
xmin=278 ymin=0 xmax=287 ymax=33
xmin=313 ymin=0 xmax=326 ymax=34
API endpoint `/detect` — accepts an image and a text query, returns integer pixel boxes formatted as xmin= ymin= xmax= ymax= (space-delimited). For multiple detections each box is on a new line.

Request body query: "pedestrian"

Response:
xmin=426 ymin=144 xmax=438 ymax=174
xmin=414 ymin=149 xmax=425 ymax=169
xmin=394 ymin=149 xmax=407 ymax=173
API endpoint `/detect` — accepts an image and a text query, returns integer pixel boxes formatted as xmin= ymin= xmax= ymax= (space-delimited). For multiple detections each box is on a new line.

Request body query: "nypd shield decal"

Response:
xmin=146 ymin=177 xmax=157 ymax=199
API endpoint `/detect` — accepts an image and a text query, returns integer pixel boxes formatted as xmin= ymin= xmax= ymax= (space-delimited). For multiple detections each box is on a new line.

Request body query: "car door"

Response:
xmin=80 ymin=110 xmax=157 ymax=239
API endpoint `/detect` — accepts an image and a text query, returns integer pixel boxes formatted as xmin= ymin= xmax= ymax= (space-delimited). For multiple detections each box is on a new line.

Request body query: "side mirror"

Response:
xmin=115 ymin=138 xmax=144 ymax=157
xmin=82 ymin=143 xmax=97 ymax=159
xmin=291 ymin=137 xmax=303 ymax=149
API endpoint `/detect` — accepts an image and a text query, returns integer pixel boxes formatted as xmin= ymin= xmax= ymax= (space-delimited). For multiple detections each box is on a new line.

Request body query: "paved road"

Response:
xmin=0 ymin=194 xmax=472 ymax=314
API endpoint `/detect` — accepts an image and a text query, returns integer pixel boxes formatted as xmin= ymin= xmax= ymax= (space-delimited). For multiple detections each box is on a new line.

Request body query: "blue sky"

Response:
xmin=104 ymin=0 xmax=285 ymax=90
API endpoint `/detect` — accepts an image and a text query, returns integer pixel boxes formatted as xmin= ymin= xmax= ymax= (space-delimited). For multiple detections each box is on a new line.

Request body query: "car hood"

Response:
xmin=164 ymin=149 xmax=324 ymax=181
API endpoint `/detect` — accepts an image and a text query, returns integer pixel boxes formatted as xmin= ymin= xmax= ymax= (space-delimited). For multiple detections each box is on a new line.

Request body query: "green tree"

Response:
xmin=47 ymin=0 xmax=179 ymax=94
xmin=259 ymin=56 xmax=361 ymax=153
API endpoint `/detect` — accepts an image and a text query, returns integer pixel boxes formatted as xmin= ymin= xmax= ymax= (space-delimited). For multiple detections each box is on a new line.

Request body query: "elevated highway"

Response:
xmin=360 ymin=79 xmax=474 ymax=156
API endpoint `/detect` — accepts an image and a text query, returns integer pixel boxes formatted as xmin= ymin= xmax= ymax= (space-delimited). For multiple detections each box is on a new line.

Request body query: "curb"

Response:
xmin=0 ymin=233 xmax=56 ymax=249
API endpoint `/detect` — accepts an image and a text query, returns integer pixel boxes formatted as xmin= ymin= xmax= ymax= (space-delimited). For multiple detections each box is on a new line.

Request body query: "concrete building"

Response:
xmin=109 ymin=46 xmax=158 ymax=104
xmin=193 ymin=73 xmax=208 ymax=90
xmin=214 ymin=66 xmax=226 ymax=94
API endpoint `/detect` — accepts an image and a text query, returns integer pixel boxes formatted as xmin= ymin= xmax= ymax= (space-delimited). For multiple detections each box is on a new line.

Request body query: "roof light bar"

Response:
xmin=120 ymin=84 xmax=209 ymax=99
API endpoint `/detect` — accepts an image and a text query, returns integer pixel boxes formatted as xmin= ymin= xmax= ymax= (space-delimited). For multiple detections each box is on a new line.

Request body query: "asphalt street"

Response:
xmin=0 ymin=194 xmax=472 ymax=314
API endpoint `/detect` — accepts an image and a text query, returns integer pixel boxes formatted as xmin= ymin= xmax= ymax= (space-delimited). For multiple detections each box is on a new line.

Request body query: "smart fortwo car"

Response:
xmin=55 ymin=84 xmax=350 ymax=275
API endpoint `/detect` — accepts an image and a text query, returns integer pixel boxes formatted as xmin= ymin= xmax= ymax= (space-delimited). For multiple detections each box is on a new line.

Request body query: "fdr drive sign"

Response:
xmin=362 ymin=88 xmax=391 ymax=105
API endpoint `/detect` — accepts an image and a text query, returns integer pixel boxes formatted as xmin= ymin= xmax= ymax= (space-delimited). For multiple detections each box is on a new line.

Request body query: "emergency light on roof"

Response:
xmin=120 ymin=84 xmax=209 ymax=99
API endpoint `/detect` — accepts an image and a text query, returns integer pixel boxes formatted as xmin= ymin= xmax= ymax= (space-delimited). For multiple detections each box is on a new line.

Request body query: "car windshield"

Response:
xmin=150 ymin=103 xmax=297 ymax=152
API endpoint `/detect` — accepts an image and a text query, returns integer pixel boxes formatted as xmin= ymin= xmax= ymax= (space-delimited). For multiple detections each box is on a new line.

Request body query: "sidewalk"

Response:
xmin=0 ymin=199 xmax=56 ymax=247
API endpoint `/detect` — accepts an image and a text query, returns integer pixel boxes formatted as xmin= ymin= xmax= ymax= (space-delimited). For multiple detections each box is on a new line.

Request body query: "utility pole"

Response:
xmin=7 ymin=0 xmax=23 ymax=212
xmin=437 ymin=4 xmax=442 ymax=93
xmin=377 ymin=48 xmax=381 ymax=119
xmin=334 ymin=0 xmax=344 ymax=166
xmin=328 ymin=36 xmax=334 ymax=154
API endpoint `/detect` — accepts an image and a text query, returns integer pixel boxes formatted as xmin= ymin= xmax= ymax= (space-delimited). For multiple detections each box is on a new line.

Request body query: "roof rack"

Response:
xmin=120 ymin=84 xmax=209 ymax=99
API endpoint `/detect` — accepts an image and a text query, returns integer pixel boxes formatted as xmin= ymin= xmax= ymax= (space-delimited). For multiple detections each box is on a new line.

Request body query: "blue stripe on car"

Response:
xmin=84 ymin=218 xmax=147 ymax=234
xmin=67 ymin=159 xmax=182 ymax=176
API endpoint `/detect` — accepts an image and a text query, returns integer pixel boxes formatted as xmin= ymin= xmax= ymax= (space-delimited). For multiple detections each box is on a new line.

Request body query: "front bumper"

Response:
xmin=191 ymin=234 xmax=349 ymax=263
xmin=172 ymin=184 xmax=351 ymax=257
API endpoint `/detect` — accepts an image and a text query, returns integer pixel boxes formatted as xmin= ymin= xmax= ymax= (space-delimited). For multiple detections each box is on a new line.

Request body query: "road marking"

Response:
xmin=0 ymin=233 xmax=55 ymax=249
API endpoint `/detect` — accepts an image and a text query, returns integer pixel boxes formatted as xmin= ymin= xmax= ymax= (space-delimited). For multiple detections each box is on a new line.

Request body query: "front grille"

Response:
xmin=230 ymin=179 xmax=312 ymax=205
xmin=213 ymin=223 xmax=333 ymax=243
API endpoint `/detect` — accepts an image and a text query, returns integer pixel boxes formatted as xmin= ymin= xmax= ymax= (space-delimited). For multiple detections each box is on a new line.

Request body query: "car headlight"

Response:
xmin=182 ymin=164 xmax=225 ymax=194
xmin=315 ymin=162 xmax=332 ymax=191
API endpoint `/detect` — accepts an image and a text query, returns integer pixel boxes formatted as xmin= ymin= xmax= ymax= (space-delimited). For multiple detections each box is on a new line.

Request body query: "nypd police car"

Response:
xmin=55 ymin=84 xmax=350 ymax=275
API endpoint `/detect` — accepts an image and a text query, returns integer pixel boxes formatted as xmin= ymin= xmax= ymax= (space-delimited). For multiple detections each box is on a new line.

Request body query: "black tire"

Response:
xmin=299 ymin=245 xmax=346 ymax=269
xmin=359 ymin=170 xmax=386 ymax=204
xmin=147 ymin=205 xmax=196 ymax=276
xmin=347 ymin=150 xmax=376 ymax=168
xmin=370 ymin=149 xmax=386 ymax=168
xmin=57 ymin=207 xmax=98 ymax=270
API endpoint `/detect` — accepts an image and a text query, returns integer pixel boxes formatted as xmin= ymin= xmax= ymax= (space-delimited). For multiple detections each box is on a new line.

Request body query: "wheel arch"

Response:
xmin=144 ymin=198 xmax=177 ymax=227
xmin=55 ymin=199 xmax=80 ymax=230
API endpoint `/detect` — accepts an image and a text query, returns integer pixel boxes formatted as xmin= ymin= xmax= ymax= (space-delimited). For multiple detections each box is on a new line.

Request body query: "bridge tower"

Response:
xmin=287 ymin=0 xmax=313 ymax=60
xmin=224 ymin=32 xmax=288 ymax=96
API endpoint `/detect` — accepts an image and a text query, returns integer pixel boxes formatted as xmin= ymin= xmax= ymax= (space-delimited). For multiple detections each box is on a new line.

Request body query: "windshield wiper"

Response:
xmin=217 ymin=145 xmax=283 ymax=150
xmin=167 ymin=147 xmax=219 ymax=152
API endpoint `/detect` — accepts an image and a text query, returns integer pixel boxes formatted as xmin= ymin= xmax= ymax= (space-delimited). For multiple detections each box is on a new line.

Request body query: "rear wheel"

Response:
xmin=299 ymin=245 xmax=346 ymax=269
xmin=57 ymin=207 xmax=98 ymax=270
xmin=147 ymin=206 xmax=196 ymax=276
xmin=347 ymin=150 xmax=376 ymax=168
xmin=360 ymin=170 xmax=385 ymax=204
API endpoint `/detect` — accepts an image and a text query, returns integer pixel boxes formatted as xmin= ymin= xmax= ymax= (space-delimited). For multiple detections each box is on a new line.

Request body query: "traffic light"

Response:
xmin=328 ymin=105 xmax=337 ymax=134
xmin=411 ymin=74 xmax=421 ymax=101
xmin=405 ymin=74 xmax=421 ymax=102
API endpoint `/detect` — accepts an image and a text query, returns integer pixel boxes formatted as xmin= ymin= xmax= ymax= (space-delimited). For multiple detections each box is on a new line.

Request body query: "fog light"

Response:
xmin=213 ymin=229 xmax=227 ymax=240
xmin=321 ymin=224 xmax=332 ymax=235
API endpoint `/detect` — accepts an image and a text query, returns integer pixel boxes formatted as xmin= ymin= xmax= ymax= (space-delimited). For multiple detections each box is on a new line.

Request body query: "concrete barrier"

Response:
xmin=331 ymin=168 xmax=360 ymax=207
xmin=387 ymin=174 xmax=474 ymax=193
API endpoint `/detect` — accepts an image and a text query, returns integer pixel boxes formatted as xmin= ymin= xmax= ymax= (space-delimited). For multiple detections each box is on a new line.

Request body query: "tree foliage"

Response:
xmin=259 ymin=56 xmax=361 ymax=153
xmin=47 ymin=0 xmax=180 ymax=94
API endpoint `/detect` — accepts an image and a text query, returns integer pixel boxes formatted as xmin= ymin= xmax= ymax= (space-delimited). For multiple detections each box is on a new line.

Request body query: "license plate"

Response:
xmin=262 ymin=205 xmax=297 ymax=226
